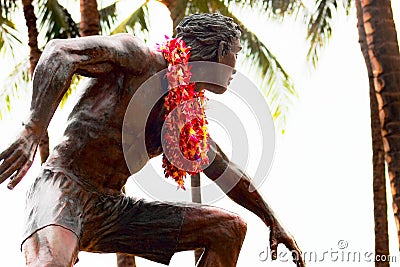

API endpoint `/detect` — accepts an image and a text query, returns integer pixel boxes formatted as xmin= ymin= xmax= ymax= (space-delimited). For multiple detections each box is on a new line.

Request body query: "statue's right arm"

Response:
xmin=0 ymin=34 xmax=151 ymax=189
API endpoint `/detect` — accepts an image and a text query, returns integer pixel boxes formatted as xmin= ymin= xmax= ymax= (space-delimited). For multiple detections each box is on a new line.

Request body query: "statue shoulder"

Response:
xmin=110 ymin=33 xmax=154 ymax=72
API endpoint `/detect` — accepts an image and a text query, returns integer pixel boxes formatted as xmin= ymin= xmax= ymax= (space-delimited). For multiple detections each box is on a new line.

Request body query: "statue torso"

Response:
xmin=47 ymin=57 xmax=168 ymax=191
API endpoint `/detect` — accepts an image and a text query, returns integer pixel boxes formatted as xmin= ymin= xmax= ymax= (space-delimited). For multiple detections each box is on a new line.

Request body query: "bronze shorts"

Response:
xmin=22 ymin=167 xmax=187 ymax=265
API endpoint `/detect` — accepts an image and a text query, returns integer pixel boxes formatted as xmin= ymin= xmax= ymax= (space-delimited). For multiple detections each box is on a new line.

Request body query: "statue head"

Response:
xmin=176 ymin=13 xmax=242 ymax=62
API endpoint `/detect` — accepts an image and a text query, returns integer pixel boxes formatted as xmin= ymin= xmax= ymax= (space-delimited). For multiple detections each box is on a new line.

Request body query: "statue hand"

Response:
xmin=269 ymin=221 xmax=305 ymax=267
xmin=0 ymin=123 xmax=40 ymax=189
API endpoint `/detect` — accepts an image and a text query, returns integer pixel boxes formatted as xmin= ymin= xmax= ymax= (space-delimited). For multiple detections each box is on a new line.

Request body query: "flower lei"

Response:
xmin=156 ymin=36 xmax=209 ymax=189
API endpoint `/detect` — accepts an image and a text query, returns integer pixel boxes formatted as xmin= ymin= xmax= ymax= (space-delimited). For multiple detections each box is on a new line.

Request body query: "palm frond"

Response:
xmin=241 ymin=28 xmax=296 ymax=130
xmin=0 ymin=14 xmax=21 ymax=57
xmin=0 ymin=59 xmax=81 ymax=119
xmin=0 ymin=57 xmax=30 ymax=120
xmin=306 ymin=0 xmax=340 ymax=67
xmin=37 ymin=0 xmax=79 ymax=43
xmin=99 ymin=3 xmax=118 ymax=35
xmin=224 ymin=0 xmax=305 ymax=20
xmin=0 ymin=0 xmax=17 ymax=18
xmin=60 ymin=75 xmax=81 ymax=108
xmin=209 ymin=1 xmax=296 ymax=130
xmin=344 ymin=0 xmax=352 ymax=15
xmin=111 ymin=2 xmax=149 ymax=36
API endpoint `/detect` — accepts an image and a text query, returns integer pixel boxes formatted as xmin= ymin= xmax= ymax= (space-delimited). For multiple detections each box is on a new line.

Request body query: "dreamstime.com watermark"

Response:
xmin=259 ymin=240 xmax=398 ymax=263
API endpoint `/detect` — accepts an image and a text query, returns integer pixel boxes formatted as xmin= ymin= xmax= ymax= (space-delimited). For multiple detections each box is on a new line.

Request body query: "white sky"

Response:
xmin=0 ymin=1 xmax=400 ymax=266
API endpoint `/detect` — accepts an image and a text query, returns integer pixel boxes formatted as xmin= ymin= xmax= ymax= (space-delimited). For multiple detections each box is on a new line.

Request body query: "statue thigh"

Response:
xmin=22 ymin=225 xmax=79 ymax=267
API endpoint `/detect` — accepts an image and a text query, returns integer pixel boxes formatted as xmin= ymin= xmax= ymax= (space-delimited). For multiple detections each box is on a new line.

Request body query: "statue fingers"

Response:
xmin=7 ymin=156 xmax=33 ymax=190
xmin=294 ymin=250 xmax=305 ymax=267
xmin=0 ymin=141 xmax=18 ymax=161
xmin=0 ymin=149 xmax=21 ymax=175
xmin=0 ymin=154 xmax=25 ymax=185
xmin=269 ymin=235 xmax=279 ymax=260
xmin=285 ymin=237 xmax=305 ymax=267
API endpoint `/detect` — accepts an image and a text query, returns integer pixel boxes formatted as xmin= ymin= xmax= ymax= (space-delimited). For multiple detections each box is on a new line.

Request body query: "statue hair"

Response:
xmin=176 ymin=13 xmax=241 ymax=62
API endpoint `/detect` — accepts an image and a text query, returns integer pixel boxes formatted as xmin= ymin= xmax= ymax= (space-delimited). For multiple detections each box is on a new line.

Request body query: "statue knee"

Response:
xmin=231 ymin=214 xmax=247 ymax=242
xmin=206 ymin=213 xmax=247 ymax=252
xmin=23 ymin=226 xmax=79 ymax=267
xmin=215 ymin=213 xmax=247 ymax=245
xmin=25 ymin=251 xmax=76 ymax=267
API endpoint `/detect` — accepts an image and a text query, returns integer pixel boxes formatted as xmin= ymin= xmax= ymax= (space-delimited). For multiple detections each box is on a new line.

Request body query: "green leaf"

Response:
xmin=0 ymin=57 xmax=30 ymax=118
xmin=99 ymin=3 xmax=118 ymax=35
xmin=0 ymin=0 xmax=18 ymax=19
xmin=0 ymin=13 xmax=21 ymax=56
xmin=37 ymin=0 xmax=79 ymax=43
xmin=207 ymin=1 xmax=296 ymax=130
xmin=224 ymin=0 xmax=305 ymax=20
xmin=111 ymin=2 xmax=149 ymax=35
xmin=305 ymin=0 xmax=347 ymax=67
xmin=60 ymin=74 xmax=81 ymax=108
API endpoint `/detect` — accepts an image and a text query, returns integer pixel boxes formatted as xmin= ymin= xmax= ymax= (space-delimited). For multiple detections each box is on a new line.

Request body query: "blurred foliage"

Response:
xmin=305 ymin=0 xmax=353 ymax=66
xmin=38 ymin=0 xmax=79 ymax=42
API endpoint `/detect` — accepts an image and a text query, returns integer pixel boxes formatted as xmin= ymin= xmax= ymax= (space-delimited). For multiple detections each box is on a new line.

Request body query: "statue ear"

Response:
xmin=217 ymin=41 xmax=227 ymax=62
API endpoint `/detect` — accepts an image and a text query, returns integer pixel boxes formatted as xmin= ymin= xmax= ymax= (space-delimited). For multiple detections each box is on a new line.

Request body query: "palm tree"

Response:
xmin=356 ymin=0 xmax=400 ymax=252
xmin=300 ymin=1 xmax=393 ymax=264
xmin=356 ymin=1 xmax=389 ymax=266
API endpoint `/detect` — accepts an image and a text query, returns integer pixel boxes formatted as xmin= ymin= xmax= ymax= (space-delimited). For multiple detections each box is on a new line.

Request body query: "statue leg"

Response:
xmin=176 ymin=206 xmax=247 ymax=267
xmin=22 ymin=225 xmax=79 ymax=267
xmin=117 ymin=253 xmax=136 ymax=267
xmin=116 ymin=186 xmax=137 ymax=267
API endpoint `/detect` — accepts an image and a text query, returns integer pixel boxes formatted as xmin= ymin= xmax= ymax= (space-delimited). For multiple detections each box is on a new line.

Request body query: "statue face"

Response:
xmin=195 ymin=38 xmax=242 ymax=94
xmin=218 ymin=38 xmax=242 ymax=74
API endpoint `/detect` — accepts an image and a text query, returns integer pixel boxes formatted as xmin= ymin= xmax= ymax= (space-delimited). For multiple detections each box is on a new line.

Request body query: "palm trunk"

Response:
xmin=358 ymin=0 xmax=400 ymax=247
xmin=161 ymin=0 xmax=188 ymax=33
xmin=79 ymin=0 xmax=100 ymax=36
xmin=21 ymin=0 xmax=49 ymax=164
xmin=356 ymin=1 xmax=389 ymax=265
xmin=21 ymin=0 xmax=41 ymax=75
xmin=191 ymin=173 xmax=203 ymax=263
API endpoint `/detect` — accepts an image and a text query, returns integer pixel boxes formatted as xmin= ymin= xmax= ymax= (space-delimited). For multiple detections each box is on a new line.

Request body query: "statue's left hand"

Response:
xmin=0 ymin=124 xmax=40 ymax=189
xmin=269 ymin=221 xmax=306 ymax=267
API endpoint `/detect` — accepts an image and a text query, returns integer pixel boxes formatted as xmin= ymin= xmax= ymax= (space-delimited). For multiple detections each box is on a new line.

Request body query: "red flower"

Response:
xmin=156 ymin=36 xmax=209 ymax=189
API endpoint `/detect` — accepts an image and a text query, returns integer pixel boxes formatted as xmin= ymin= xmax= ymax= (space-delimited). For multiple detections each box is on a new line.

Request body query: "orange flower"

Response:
xmin=156 ymin=36 xmax=209 ymax=189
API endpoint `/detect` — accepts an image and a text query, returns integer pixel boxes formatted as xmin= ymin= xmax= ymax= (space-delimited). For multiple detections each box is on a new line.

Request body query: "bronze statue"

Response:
xmin=0 ymin=13 xmax=304 ymax=267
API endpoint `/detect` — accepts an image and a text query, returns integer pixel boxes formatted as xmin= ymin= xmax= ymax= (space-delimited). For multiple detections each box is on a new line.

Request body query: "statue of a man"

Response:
xmin=0 ymin=13 xmax=304 ymax=267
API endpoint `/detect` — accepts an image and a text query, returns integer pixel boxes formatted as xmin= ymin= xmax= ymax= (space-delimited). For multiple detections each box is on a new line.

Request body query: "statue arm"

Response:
xmin=203 ymin=140 xmax=305 ymax=267
xmin=0 ymin=34 xmax=151 ymax=189
xmin=30 ymin=33 xmax=152 ymax=133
